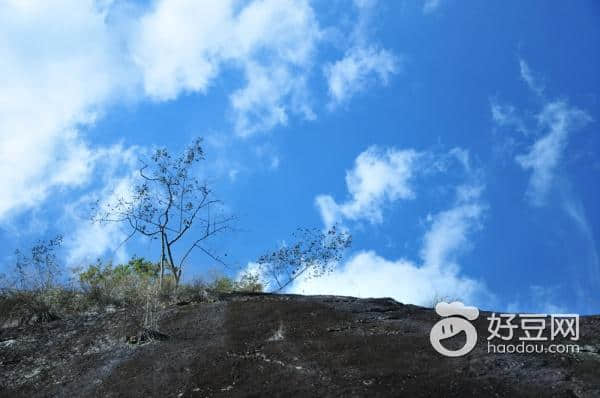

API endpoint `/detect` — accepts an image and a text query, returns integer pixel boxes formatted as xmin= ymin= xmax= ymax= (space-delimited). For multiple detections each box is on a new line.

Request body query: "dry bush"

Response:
xmin=172 ymin=278 xmax=211 ymax=303
xmin=2 ymin=248 xmax=263 ymax=334
xmin=0 ymin=289 xmax=59 ymax=327
xmin=428 ymin=293 xmax=464 ymax=308
xmin=77 ymin=258 xmax=160 ymax=307
xmin=0 ymin=236 xmax=67 ymax=325
xmin=205 ymin=273 xmax=264 ymax=295
xmin=126 ymin=282 xmax=164 ymax=331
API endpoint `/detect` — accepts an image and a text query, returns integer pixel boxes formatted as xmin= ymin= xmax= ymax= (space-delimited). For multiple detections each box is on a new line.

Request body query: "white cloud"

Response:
xmin=0 ymin=0 xmax=131 ymax=220
xmin=515 ymin=101 xmax=591 ymax=206
xmin=293 ymin=184 xmax=490 ymax=307
xmin=325 ymin=46 xmax=399 ymax=106
xmin=293 ymin=145 xmax=490 ymax=307
xmin=1 ymin=0 xmax=400 ymax=222
xmin=1 ymin=0 xmax=407 ymax=267
xmin=0 ymin=0 xmax=326 ymax=221
xmin=132 ymin=0 xmax=321 ymax=136
xmin=324 ymin=1 xmax=399 ymax=106
xmin=290 ymin=250 xmax=486 ymax=306
xmin=316 ymin=146 xmax=421 ymax=228
xmin=132 ymin=0 xmax=400 ymax=132
xmin=315 ymin=146 xmax=477 ymax=228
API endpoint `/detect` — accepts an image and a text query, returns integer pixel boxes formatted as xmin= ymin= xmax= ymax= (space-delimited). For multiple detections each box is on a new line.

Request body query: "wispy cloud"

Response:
xmin=490 ymin=101 xmax=529 ymax=135
xmin=324 ymin=0 xmax=400 ymax=107
xmin=491 ymin=60 xmax=592 ymax=206
xmin=515 ymin=101 xmax=591 ymax=206
xmin=562 ymin=197 xmax=600 ymax=309
xmin=325 ymin=46 xmax=399 ymax=106
xmin=492 ymin=59 xmax=598 ymax=312
xmin=519 ymin=59 xmax=544 ymax=97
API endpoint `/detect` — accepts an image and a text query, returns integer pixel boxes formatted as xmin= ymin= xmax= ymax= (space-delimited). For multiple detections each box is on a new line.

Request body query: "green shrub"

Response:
xmin=236 ymin=272 xmax=263 ymax=292
xmin=77 ymin=257 xmax=162 ymax=306
xmin=128 ymin=256 xmax=160 ymax=279
xmin=2 ymin=253 xmax=264 ymax=329
xmin=77 ymin=258 xmax=186 ymax=313
xmin=207 ymin=273 xmax=263 ymax=294
xmin=210 ymin=276 xmax=236 ymax=293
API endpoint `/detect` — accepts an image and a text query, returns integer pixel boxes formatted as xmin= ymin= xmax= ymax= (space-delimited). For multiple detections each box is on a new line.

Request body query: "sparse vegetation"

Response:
xmin=207 ymin=273 xmax=263 ymax=294
xmin=0 ymin=250 xmax=263 ymax=331
xmin=0 ymin=236 xmax=65 ymax=327
xmin=427 ymin=293 xmax=464 ymax=308
xmin=14 ymin=235 xmax=63 ymax=291
xmin=0 ymin=142 xmax=346 ymax=333
xmin=0 ymin=142 xmax=347 ymax=338
xmin=77 ymin=257 xmax=161 ymax=306
xmin=235 ymin=271 xmax=264 ymax=292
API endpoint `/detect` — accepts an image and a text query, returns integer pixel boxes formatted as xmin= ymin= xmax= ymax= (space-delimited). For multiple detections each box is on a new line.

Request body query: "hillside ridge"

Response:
xmin=1 ymin=293 xmax=599 ymax=397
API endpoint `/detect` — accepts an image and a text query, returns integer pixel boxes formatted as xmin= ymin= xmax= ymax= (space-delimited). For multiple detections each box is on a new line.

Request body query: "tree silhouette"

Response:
xmin=94 ymin=138 xmax=232 ymax=287
xmin=256 ymin=226 xmax=351 ymax=291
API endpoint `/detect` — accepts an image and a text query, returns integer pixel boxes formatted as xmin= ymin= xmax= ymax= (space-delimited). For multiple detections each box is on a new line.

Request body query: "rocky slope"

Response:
xmin=1 ymin=293 xmax=599 ymax=397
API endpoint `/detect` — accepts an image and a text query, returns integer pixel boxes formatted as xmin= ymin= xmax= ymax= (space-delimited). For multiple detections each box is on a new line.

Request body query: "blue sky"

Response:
xmin=1 ymin=0 xmax=599 ymax=314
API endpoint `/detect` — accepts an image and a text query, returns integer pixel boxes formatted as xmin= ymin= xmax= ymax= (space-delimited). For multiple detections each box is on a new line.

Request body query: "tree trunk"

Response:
xmin=165 ymin=239 xmax=179 ymax=288
xmin=160 ymin=234 xmax=166 ymax=290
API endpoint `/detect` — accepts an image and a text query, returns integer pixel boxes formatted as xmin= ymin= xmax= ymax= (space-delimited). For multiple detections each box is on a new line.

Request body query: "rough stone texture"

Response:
xmin=1 ymin=293 xmax=599 ymax=397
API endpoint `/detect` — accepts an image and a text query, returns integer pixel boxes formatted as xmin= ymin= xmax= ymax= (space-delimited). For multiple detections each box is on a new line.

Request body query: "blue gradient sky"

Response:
xmin=1 ymin=0 xmax=598 ymax=313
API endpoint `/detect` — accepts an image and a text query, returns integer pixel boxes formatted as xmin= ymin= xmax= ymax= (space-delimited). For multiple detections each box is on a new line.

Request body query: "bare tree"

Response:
xmin=14 ymin=235 xmax=63 ymax=291
xmin=94 ymin=138 xmax=232 ymax=287
xmin=256 ymin=226 xmax=351 ymax=292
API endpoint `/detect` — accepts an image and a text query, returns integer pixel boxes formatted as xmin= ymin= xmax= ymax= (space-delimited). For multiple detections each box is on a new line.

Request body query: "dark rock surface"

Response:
xmin=1 ymin=293 xmax=599 ymax=397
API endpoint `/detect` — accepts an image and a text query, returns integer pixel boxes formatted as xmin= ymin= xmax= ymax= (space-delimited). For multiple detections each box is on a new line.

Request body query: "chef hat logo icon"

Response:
xmin=430 ymin=301 xmax=479 ymax=357
xmin=435 ymin=301 xmax=479 ymax=320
